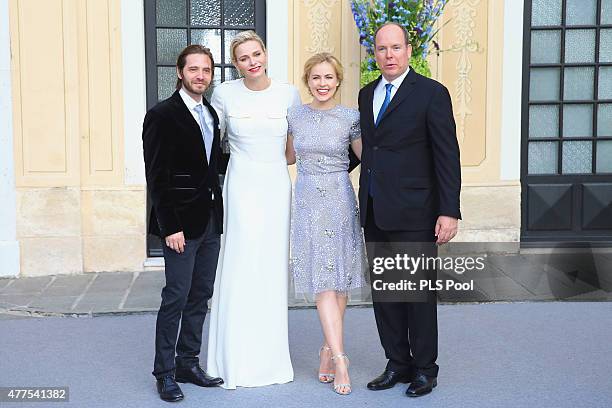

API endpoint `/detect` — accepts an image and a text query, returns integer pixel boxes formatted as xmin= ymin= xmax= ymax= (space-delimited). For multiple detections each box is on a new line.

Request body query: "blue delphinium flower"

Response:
xmin=351 ymin=0 xmax=448 ymax=73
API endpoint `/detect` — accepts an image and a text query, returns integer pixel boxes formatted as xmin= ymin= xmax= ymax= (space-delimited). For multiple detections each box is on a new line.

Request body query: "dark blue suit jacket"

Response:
xmin=357 ymin=68 xmax=461 ymax=231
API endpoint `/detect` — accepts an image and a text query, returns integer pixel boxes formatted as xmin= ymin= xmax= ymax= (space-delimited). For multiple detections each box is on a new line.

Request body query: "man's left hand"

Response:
xmin=435 ymin=216 xmax=458 ymax=244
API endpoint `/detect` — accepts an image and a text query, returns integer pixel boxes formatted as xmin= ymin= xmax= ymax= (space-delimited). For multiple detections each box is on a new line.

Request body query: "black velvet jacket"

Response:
xmin=142 ymin=90 xmax=224 ymax=239
xmin=357 ymin=69 xmax=462 ymax=231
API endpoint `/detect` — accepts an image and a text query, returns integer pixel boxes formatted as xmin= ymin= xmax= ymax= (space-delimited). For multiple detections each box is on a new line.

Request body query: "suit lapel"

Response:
xmin=169 ymin=90 xmax=209 ymax=170
xmin=202 ymin=96 xmax=220 ymax=167
xmin=377 ymin=68 xmax=418 ymax=126
xmin=365 ymin=76 xmax=381 ymax=133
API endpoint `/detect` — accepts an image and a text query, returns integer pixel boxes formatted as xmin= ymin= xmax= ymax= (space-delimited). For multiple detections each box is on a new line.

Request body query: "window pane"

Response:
xmin=213 ymin=66 xmax=222 ymax=85
xmin=563 ymin=105 xmax=593 ymax=138
xmin=531 ymin=30 xmax=561 ymax=63
xmin=157 ymin=67 xmax=176 ymax=101
xmin=562 ymin=141 xmax=592 ymax=174
xmin=603 ymin=0 xmax=612 ymax=24
xmin=156 ymin=0 xmax=186 ymax=26
xmin=529 ymin=105 xmax=559 ymax=138
xmin=224 ymin=29 xmax=247 ymax=63
xmin=191 ymin=29 xmax=222 ymax=65
xmin=600 ymin=29 xmax=612 ymax=63
xmin=565 ymin=0 xmax=597 ymax=25
xmin=564 ymin=29 xmax=596 ymax=63
xmin=564 ymin=67 xmax=594 ymax=100
xmin=596 ymin=141 xmax=612 ymax=172
xmin=598 ymin=104 xmax=612 ymax=137
xmin=598 ymin=67 xmax=612 ymax=100
xmin=528 ymin=141 xmax=558 ymax=174
xmin=225 ymin=67 xmax=240 ymax=82
xmin=205 ymin=67 xmax=223 ymax=100
xmin=530 ymin=68 xmax=560 ymax=101
xmin=224 ymin=0 xmax=255 ymax=26
xmin=532 ymin=0 xmax=562 ymax=26
xmin=157 ymin=29 xmax=187 ymax=65
xmin=191 ymin=0 xmax=221 ymax=25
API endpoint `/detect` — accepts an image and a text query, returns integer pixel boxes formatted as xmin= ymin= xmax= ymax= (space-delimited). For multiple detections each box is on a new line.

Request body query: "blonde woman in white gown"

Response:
xmin=206 ymin=31 xmax=301 ymax=389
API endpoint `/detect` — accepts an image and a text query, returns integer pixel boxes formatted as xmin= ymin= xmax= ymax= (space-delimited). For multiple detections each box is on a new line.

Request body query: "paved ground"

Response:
xmin=1 ymin=251 xmax=611 ymax=316
xmin=1 ymin=250 xmax=610 ymax=407
xmin=1 ymin=303 xmax=611 ymax=408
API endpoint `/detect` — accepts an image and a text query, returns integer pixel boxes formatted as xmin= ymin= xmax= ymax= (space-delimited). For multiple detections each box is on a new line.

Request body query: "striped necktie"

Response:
xmin=375 ymin=83 xmax=393 ymax=127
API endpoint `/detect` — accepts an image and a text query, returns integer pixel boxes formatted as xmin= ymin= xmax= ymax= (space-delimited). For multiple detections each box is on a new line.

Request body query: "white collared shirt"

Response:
xmin=179 ymin=87 xmax=214 ymax=138
xmin=372 ymin=67 xmax=411 ymax=123
xmin=179 ymin=87 xmax=215 ymax=199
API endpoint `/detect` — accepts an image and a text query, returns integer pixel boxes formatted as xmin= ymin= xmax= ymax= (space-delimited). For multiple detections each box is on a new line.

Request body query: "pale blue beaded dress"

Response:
xmin=288 ymin=104 xmax=368 ymax=296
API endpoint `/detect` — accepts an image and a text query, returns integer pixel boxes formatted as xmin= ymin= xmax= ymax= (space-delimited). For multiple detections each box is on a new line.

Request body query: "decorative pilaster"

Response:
xmin=303 ymin=0 xmax=338 ymax=53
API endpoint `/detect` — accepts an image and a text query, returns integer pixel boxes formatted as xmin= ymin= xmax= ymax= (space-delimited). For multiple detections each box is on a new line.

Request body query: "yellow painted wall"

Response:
xmin=9 ymin=0 xmax=518 ymax=276
xmin=10 ymin=0 xmax=145 ymax=276
xmin=289 ymin=0 xmax=520 ymax=241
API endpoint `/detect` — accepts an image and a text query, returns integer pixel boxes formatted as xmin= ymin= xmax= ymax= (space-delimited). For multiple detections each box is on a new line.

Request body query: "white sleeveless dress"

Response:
xmin=206 ymin=79 xmax=301 ymax=389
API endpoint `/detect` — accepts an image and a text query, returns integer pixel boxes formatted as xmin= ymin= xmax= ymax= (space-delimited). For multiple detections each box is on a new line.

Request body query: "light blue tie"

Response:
xmin=194 ymin=104 xmax=212 ymax=163
xmin=375 ymin=83 xmax=393 ymax=127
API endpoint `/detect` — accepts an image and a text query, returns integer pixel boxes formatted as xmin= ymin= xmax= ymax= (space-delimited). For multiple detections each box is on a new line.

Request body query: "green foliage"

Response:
xmin=360 ymin=56 xmax=431 ymax=87
xmin=410 ymin=55 xmax=432 ymax=78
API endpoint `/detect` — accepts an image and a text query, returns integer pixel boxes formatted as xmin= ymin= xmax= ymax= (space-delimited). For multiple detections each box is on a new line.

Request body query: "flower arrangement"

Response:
xmin=350 ymin=0 xmax=449 ymax=85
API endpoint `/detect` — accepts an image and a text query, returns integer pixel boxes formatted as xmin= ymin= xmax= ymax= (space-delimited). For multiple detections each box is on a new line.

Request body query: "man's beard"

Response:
xmin=183 ymin=80 xmax=209 ymax=95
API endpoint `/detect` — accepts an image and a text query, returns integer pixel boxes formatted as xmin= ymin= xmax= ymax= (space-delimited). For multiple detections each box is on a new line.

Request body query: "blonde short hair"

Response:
xmin=302 ymin=52 xmax=344 ymax=88
xmin=230 ymin=30 xmax=267 ymax=65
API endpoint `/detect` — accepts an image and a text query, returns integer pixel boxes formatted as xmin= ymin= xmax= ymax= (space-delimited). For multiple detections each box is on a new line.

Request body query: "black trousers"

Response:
xmin=153 ymin=212 xmax=220 ymax=379
xmin=364 ymin=197 xmax=439 ymax=378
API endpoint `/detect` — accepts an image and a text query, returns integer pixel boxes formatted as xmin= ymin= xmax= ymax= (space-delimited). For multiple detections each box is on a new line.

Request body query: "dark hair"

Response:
xmin=175 ymin=45 xmax=215 ymax=89
xmin=374 ymin=22 xmax=411 ymax=47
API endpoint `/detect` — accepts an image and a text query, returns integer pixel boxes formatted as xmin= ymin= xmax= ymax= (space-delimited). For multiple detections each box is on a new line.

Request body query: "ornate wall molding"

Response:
xmin=448 ymin=0 xmax=483 ymax=144
xmin=303 ymin=0 xmax=338 ymax=53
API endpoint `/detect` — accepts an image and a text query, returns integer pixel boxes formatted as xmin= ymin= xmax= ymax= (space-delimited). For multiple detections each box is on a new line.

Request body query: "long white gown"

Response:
xmin=207 ymin=79 xmax=301 ymax=389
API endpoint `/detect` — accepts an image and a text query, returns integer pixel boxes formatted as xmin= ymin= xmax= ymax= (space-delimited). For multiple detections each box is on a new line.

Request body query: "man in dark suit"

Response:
xmin=143 ymin=45 xmax=224 ymax=402
xmin=358 ymin=23 xmax=461 ymax=397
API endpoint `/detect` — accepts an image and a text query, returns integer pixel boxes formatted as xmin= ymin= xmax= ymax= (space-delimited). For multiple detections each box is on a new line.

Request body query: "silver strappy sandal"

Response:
xmin=318 ymin=345 xmax=335 ymax=383
xmin=331 ymin=353 xmax=351 ymax=395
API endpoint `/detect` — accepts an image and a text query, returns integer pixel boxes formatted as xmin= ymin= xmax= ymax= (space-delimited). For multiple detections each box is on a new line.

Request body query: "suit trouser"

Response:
xmin=153 ymin=212 xmax=220 ymax=379
xmin=364 ymin=197 xmax=439 ymax=378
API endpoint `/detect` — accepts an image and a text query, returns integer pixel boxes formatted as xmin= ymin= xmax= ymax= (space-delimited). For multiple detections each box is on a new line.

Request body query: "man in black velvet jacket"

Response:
xmin=142 ymin=45 xmax=224 ymax=402
xmin=359 ymin=23 xmax=462 ymax=397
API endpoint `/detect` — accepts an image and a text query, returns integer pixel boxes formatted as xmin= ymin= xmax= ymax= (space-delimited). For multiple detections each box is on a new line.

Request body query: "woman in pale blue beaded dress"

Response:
xmin=286 ymin=53 xmax=368 ymax=396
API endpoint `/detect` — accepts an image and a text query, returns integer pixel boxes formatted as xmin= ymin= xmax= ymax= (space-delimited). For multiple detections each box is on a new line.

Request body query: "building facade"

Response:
xmin=1 ymin=0 xmax=610 ymax=277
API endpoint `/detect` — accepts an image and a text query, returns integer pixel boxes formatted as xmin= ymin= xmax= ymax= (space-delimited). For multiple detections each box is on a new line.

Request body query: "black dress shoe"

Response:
xmin=405 ymin=373 xmax=437 ymax=397
xmin=156 ymin=376 xmax=184 ymax=402
xmin=367 ymin=369 xmax=415 ymax=391
xmin=175 ymin=365 xmax=224 ymax=387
